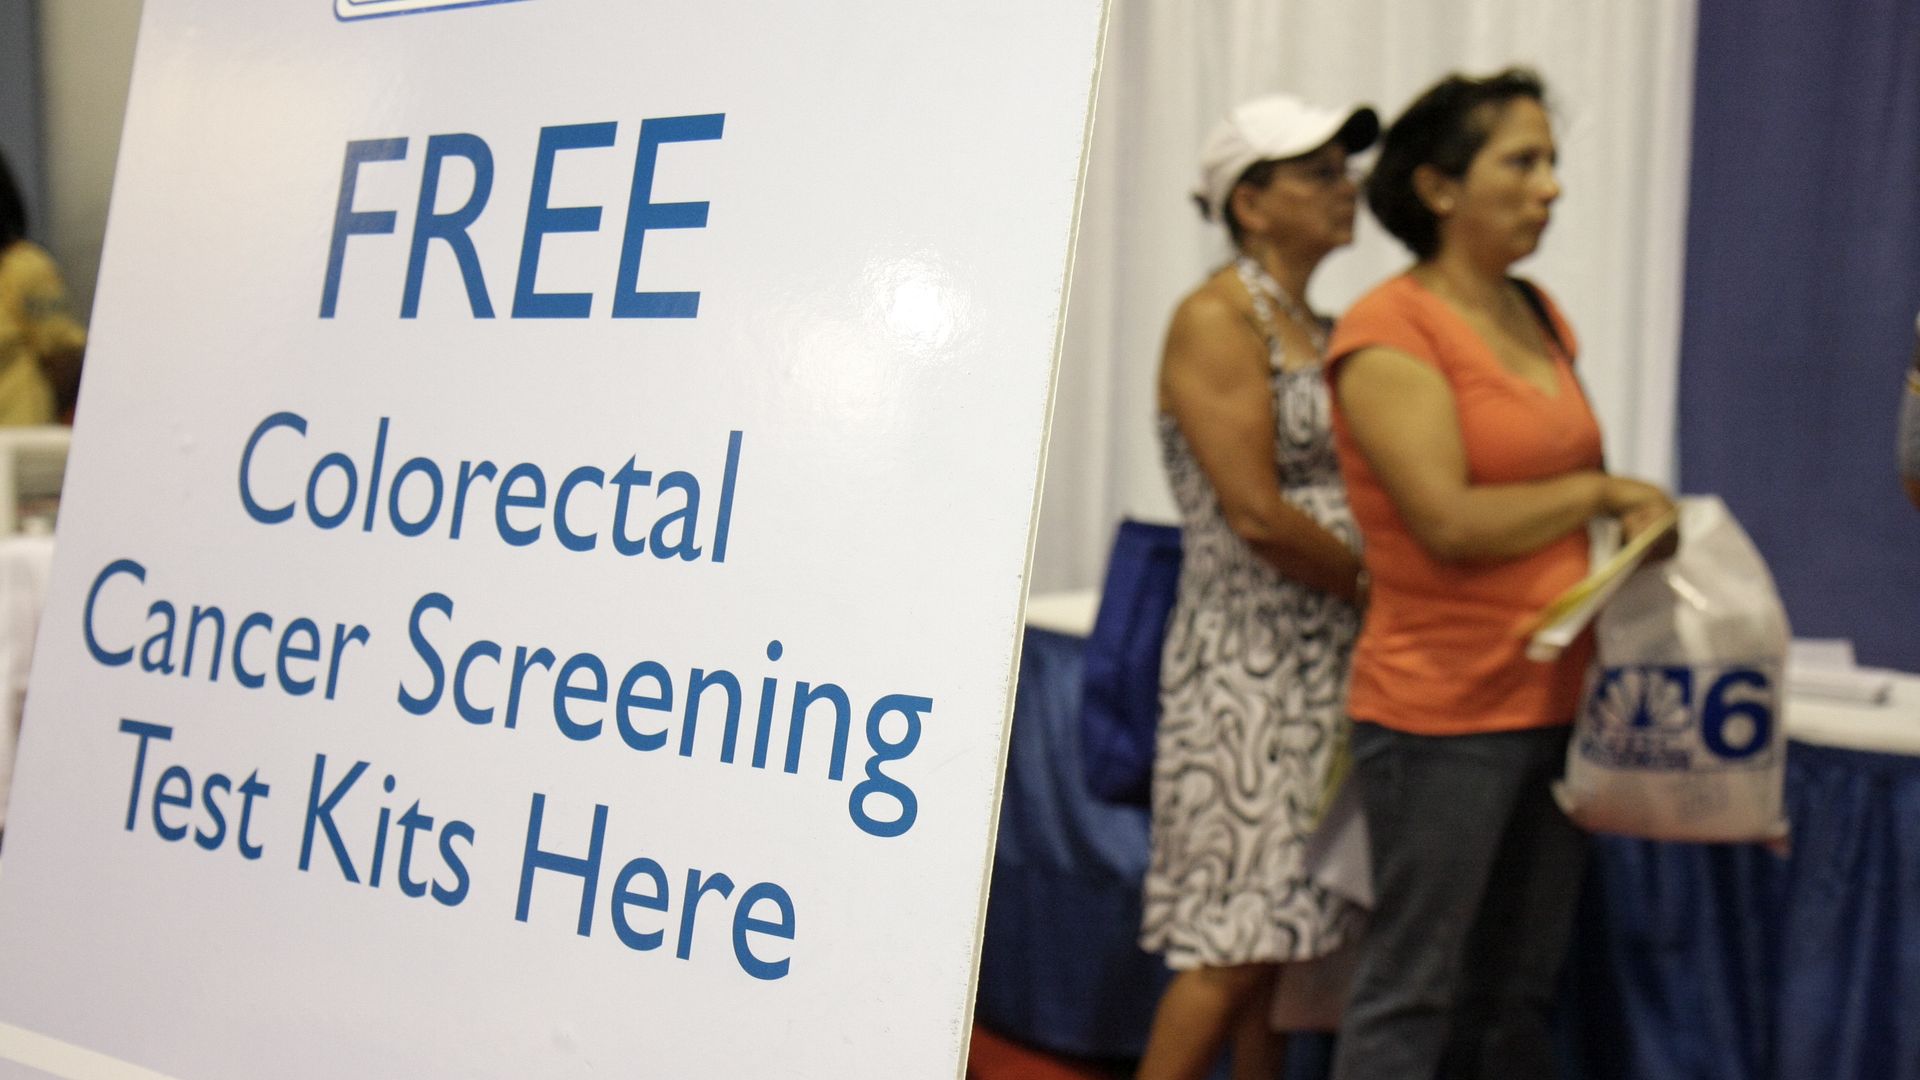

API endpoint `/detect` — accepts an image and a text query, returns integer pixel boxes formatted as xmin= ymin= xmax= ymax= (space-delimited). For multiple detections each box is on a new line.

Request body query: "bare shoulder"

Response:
xmin=1165 ymin=267 xmax=1262 ymax=363
xmin=1158 ymin=269 xmax=1270 ymax=412
xmin=1180 ymin=264 xmax=1254 ymax=319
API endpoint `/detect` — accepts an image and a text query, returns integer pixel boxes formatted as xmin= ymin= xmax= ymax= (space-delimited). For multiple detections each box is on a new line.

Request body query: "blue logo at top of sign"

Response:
xmin=336 ymin=0 xmax=531 ymax=21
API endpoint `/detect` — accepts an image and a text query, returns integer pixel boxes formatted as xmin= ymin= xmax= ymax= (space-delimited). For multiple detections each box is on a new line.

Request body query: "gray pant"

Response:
xmin=1330 ymin=722 xmax=1586 ymax=1080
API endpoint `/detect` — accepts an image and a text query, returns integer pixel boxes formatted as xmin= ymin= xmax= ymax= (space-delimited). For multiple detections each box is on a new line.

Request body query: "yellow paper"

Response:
xmin=1524 ymin=510 xmax=1678 ymax=655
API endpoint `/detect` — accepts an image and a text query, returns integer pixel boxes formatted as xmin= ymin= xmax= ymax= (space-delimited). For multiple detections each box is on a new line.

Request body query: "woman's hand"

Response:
xmin=1599 ymin=476 xmax=1668 ymax=517
xmin=1604 ymin=477 xmax=1679 ymax=559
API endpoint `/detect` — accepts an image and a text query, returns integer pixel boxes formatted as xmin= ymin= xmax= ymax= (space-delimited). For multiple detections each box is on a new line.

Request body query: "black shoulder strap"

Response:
xmin=1513 ymin=278 xmax=1569 ymax=358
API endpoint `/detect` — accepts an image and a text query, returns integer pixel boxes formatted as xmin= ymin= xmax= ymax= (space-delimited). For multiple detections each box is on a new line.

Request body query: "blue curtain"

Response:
xmin=1677 ymin=0 xmax=1920 ymax=668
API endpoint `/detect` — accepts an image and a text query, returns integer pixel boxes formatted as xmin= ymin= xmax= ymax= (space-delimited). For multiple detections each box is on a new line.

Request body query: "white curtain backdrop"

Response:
xmin=1032 ymin=0 xmax=1697 ymax=592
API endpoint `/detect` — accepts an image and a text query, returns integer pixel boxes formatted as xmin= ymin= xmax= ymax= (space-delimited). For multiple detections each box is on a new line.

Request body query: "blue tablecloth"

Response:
xmin=976 ymin=627 xmax=1166 ymax=1060
xmin=978 ymin=626 xmax=1920 ymax=1080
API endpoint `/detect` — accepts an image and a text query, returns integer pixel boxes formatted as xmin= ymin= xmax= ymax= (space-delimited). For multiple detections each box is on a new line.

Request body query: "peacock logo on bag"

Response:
xmin=335 ymin=0 xmax=531 ymax=22
xmin=1580 ymin=664 xmax=1776 ymax=769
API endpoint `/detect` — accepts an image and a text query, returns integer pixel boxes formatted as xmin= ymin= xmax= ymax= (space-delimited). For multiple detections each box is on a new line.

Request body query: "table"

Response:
xmin=978 ymin=593 xmax=1920 ymax=1079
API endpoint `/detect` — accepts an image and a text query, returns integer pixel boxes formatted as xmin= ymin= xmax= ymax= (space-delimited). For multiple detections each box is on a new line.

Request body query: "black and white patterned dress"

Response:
xmin=1139 ymin=259 xmax=1363 ymax=970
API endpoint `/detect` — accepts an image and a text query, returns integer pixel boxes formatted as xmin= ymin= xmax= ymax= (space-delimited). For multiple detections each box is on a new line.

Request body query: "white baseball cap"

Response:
xmin=1193 ymin=95 xmax=1380 ymax=222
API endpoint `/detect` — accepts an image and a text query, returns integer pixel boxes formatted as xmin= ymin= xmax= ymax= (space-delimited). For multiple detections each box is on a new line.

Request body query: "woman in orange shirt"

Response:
xmin=1324 ymin=69 xmax=1672 ymax=1079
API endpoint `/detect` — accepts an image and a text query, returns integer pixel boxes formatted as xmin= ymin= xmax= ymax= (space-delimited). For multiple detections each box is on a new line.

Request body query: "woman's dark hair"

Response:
xmin=1365 ymin=67 xmax=1547 ymax=259
xmin=1212 ymin=158 xmax=1284 ymax=249
xmin=0 ymin=148 xmax=26 ymax=249
xmin=1194 ymin=159 xmax=1286 ymax=249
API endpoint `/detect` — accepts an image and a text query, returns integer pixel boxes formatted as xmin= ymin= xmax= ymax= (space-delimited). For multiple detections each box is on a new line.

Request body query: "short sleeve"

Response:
xmin=1326 ymin=276 xmax=1443 ymax=376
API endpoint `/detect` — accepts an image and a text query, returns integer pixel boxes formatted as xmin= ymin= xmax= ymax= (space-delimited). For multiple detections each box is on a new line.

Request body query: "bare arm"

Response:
xmin=1159 ymin=292 xmax=1364 ymax=602
xmin=1333 ymin=345 xmax=1669 ymax=563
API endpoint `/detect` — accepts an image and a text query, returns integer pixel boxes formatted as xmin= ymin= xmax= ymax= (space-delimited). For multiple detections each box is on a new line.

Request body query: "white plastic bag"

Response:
xmin=1553 ymin=496 xmax=1791 ymax=842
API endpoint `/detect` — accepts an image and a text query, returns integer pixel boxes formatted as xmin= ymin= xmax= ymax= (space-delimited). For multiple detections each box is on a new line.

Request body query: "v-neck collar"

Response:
xmin=1403 ymin=272 xmax=1570 ymax=400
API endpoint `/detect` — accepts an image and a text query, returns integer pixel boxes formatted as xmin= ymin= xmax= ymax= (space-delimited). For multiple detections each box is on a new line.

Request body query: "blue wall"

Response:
xmin=1679 ymin=0 xmax=1920 ymax=668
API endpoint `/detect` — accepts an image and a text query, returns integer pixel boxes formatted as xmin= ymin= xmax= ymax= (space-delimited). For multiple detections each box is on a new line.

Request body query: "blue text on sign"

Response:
xmin=319 ymin=115 xmax=725 ymax=319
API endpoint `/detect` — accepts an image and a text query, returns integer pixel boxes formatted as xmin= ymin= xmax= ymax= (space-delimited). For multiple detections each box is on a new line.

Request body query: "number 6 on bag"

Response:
xmin=1552 ymin=495 xmax=1792 ymax=843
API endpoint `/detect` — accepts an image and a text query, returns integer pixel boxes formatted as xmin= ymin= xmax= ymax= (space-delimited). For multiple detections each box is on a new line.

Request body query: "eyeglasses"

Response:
xmin=1279 ymin=162 xmax=1361 ymax=188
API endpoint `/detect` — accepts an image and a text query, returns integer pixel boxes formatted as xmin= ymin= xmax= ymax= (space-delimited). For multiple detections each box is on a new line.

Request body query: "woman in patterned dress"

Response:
xmin=1135 ymin=95 xmax=1377 ymax=1080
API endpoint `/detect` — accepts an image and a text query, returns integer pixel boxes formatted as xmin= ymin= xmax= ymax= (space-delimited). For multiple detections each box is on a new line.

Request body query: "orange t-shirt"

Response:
xmin=1326 ymin=274 xmax=1603 ymax=736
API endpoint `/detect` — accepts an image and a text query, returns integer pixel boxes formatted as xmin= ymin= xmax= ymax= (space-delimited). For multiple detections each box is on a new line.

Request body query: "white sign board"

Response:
xmin=0 ymin=1 xmax=1105 ymax=1076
